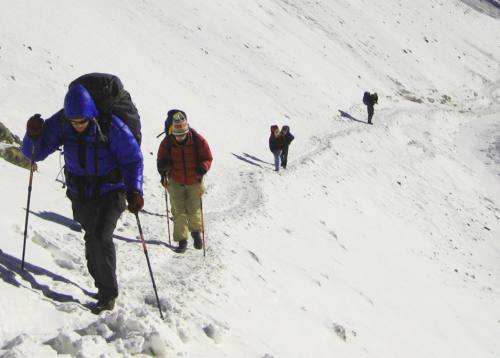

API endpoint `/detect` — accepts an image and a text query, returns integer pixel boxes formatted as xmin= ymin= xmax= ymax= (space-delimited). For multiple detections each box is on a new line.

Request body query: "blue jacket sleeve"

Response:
xmin=21 ymin=111 xmax=65 ymax=161
xmin=108 ymin=116 xmax=144 ymax=195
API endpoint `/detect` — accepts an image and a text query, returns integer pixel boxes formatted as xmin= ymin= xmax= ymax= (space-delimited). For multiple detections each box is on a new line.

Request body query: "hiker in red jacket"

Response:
xmin=156 ymin=110 xmax=213 ymax=253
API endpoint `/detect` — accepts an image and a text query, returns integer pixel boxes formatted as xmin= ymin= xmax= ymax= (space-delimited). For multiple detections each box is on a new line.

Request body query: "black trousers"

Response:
xmin=71 ymin=190 xmax=126 ymax=299
xmin=367 ymin=105 xmax=374 ymax=123
xmin=280 ymin=146 xmax=289 ymax=168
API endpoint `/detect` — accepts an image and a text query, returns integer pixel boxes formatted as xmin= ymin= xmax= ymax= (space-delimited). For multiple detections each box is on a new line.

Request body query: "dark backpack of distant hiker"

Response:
xmin=156 ymin=109 xmax=186 ymax=138
xmin=363 ymin=91 xmax=370 ymax=105
xmin=68 ymin=73 xmax=142 ymax=145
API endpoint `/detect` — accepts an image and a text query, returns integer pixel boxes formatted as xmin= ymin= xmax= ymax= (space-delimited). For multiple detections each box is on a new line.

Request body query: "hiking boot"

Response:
xmin=175 ymin=239 xmax=187 ymax=253
xmin=91 ymin=296 xmax=116 ymax=314
xmin=191 ymin=231 xmax=203 ymax=250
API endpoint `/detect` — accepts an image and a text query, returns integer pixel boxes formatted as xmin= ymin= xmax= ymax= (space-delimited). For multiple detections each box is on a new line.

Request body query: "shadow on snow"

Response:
xmin=338 ymin=109 xmax=369 ymax=124
xmin=0 ymin=249 xmax=94 ymax=304
xmin=231 ymin=152 xmax=274 ymax=169
xmin=28 ymin=209 xmax=162 ymax=245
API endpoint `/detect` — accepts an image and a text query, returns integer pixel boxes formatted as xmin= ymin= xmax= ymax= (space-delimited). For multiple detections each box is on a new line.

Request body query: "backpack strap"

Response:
xmin=190 ymin=128 xmax=200 ymax=163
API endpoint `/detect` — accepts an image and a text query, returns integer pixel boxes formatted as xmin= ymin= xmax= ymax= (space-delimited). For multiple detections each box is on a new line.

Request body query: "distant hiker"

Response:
xmin=279 ymin=125 xmax=294 ymax=169
xmin=157 ymin=110 xmax=213 ymax=254
xmin=363 ymin=91 xmax=378 ymax=125
xmin=269 ymin=125 xmax=284 ymax=171
xmin=22 ymin=75 xmax=144 ymax=314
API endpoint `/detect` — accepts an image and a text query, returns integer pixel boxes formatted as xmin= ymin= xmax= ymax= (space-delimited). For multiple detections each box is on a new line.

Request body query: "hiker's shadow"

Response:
xmin=30 ymin=210 xmax=161 ymax=245
xmin=161 ymin=242 xmax=180 ymax=252
xmin=30 ymin=210 xmax=82 ymax=232
xmin=231 ymin=152 xmax=274 ymax=169
xmin=242 ymin=153 xmax=273 ymax=166
xmin=231 ymin=153 xmax=262 ymax=168
xmin=140 ymin=209 xmax=166 ymax=218
xmin=0 ymin=249 xmax=94 ymax=304
xmin=338 ymin=110 xmax=368 ymax=124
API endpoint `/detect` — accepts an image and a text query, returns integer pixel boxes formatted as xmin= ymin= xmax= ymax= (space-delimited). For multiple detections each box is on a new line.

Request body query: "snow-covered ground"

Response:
xmin=0 ymin=0 xmax=499 ymax=357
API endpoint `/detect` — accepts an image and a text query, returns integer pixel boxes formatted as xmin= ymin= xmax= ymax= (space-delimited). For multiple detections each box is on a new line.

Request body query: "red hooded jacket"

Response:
xmin=157 ymin=129 xmax=213 ymax=185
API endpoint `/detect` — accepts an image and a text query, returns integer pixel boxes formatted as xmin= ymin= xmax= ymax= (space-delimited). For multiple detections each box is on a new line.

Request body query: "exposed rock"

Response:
xmin=0 ymin=121 xmax=21 ymax=144
xmin=203 ymin=324 xmax=223 ymax=343
xmin=0 ymin=145 xmax=32 ymax=169
xmin=0 ymin=121 xmax=31 ymax=169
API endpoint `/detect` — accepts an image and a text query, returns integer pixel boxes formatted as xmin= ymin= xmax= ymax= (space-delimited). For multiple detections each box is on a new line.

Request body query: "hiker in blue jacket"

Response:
xmin=22 ymin=83 xmax=144 ymax=314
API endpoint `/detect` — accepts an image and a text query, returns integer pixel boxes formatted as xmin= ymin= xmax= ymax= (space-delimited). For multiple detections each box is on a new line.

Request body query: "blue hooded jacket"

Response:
xmin=22 ymin=85 xmax=143 ymax=199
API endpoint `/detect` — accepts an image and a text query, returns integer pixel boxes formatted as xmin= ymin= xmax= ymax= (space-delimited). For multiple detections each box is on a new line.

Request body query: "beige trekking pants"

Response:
xmin=167 ymin=179 xmax=204 ymax=242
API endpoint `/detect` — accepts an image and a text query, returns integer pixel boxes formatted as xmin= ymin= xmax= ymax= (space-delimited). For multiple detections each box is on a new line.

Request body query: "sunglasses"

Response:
xmin=70 ymin=118 xmax=89 ymax=125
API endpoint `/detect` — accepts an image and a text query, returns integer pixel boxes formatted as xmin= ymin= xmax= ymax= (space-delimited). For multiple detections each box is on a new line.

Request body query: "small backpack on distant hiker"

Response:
xmin=363 ymin=91 xmax=370 ymax=105
xmin=69 ymin=73 xmax=142 ymax=145
xmin=363 ymin=91 xmax=378 ymax=106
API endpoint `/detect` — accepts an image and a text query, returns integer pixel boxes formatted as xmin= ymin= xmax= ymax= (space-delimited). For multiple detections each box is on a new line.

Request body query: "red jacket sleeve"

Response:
xmin=156 ymin=136 xmax=172 ymax=174
xmin=195 ymin=133 xmax=213 ymax=173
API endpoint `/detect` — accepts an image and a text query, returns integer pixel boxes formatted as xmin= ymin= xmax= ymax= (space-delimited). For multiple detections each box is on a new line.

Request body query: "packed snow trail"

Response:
xmin=2 ymin=99 xmax=499 ymax=358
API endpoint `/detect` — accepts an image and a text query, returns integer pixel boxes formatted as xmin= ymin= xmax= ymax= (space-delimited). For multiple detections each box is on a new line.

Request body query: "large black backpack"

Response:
xmin=68 ymin=73 xmax=142 ymax=145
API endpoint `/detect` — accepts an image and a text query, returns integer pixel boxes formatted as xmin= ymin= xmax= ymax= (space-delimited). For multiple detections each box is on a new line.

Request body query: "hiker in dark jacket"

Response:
xmin=269 ymin=125 xmax=284 ymax=171
xmin=279 ymin=125 xmax=294 ymax=169
xmin=157 ymin=110 xmax=213 ymax=253
xmin=363 ymin=91 xmax=378 ymax=125
xmin=22 ymin=83 xmax=144 ymax=314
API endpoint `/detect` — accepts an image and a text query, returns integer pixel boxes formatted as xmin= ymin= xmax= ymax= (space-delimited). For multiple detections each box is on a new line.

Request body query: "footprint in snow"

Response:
xmin=31 ymin=232 xmax=81 ymax=270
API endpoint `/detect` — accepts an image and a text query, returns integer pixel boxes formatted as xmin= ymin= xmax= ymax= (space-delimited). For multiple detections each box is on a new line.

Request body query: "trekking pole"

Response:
xmin=135 ymin=213 xmax=164 ymax=320
xmin=164 ymin=188 xmax=171 ymax=245
xmin=21 ymin=145 xmax=36 ymax=271
xmin=200 ymin=197 xmax=206 ymax=257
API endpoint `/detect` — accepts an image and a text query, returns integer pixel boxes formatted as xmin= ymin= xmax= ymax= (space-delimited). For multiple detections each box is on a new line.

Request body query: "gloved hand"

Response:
xmin=157 ymin=159 xmax=170 ymax=175
xmin=26 ymin=114 xmax=44 ymax=140
xmin=127 ymin=192 xmax=144 ymax=214
xmin=195 ymin=165 xmax=207 ymax=176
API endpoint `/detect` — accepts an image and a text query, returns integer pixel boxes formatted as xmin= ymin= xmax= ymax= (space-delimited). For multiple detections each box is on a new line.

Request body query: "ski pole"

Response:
xmin=164 ymin=188 xmax=171 ymax=245
xmin=135 ymin=213 xmax=164 ymax=320
xmin=21 ymin=145 xmax=36 ymax=271
xmin=200 ymin=197 xmax=206 ymax=257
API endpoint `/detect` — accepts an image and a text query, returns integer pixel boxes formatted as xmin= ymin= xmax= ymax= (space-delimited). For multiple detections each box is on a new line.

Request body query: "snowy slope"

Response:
xmin=0 ymin=0 xmax=499 ymax=357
